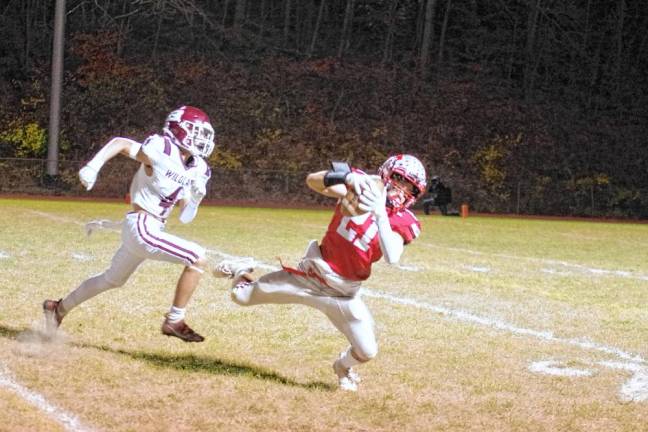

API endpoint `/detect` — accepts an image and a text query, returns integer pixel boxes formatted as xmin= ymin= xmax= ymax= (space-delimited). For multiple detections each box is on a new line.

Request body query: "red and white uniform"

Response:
xmin=230 ymin=202 xmax=421 ymax=362
xmin=320 ymin=204 xmax=421 ymax=282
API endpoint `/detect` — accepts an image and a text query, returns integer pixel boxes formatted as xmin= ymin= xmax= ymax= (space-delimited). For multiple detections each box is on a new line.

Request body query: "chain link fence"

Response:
xmin=0 ymin=158 xmax=645 ymax=218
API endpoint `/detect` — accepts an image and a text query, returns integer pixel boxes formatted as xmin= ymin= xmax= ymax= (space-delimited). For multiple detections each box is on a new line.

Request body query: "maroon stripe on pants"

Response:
xmin=136 ymin=214 xmax=196 ymax=265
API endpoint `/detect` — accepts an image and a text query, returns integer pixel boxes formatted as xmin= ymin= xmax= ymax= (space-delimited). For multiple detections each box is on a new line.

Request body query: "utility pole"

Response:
xmin=47 ymin=0 xmax=66 ymax=176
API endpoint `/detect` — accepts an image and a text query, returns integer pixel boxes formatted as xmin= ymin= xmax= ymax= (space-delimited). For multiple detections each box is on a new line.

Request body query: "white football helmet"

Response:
xmin=378 ymin=154 xmax=427 ymax=211
xmin=163 ymin=106 xmax=215 ymax=158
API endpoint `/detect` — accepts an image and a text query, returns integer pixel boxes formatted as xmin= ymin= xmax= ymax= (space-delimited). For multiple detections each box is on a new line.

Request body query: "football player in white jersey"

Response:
xmin=43 ymin=106 xmax=215 ymax=342
xmin=214 ymin=155 xmax=427 ymax=390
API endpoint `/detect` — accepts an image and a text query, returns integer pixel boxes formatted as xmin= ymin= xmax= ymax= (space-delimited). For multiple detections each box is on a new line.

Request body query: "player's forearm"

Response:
xmin=376 ymin=214 xmax=404 ymax=264
xmin=306 ymin=171 xmax=346 ymax=198
xmin=178 ymin=199 xmax=199 ymax=224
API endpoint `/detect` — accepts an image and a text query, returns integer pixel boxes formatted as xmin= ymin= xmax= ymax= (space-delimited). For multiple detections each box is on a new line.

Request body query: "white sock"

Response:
xmin=166 ymin=306 xmax=185 ymax=322
xmin=339 ymin=347 xmax=362 ymax=369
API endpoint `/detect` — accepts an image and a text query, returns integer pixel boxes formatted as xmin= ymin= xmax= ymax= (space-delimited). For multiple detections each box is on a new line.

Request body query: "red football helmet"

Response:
xmin=163 ymin=106 xmax=215 ymax=158
xmin=378 ymin=154 xmax=427 ymax=211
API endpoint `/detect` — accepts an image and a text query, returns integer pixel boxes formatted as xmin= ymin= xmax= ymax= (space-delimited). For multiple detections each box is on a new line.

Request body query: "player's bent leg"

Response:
xmin=162 ymin=253 xmax=208 ymax=343
xmin=230 ymin=270 xmax=310 ymax=307
xmin=43 ymin=244 xmax=143 ymax=335
xmin=132 ymin=221 xmax=208 ymax=343
xmin=328 ymin=296 xmax=378 ymax=391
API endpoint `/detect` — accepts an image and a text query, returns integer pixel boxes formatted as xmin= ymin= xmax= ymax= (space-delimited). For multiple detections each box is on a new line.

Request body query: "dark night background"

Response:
xmin=0 ymin=0 xmax=646 ymax=217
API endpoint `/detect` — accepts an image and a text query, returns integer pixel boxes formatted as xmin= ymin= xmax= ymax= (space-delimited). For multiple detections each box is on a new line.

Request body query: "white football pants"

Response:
xmin=231 ymin=269 xmax=378 ymax=361
xmin=60 ymin=211 xmax=205 ymax=315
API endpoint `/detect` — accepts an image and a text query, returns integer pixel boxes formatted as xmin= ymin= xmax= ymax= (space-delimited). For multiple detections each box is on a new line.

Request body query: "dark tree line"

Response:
xmin=1 ymin=1 xmax=647 ymax=216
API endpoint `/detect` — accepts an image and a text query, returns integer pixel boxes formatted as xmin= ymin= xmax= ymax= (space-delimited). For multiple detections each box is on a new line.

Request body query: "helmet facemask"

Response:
xmin=180 ymin=120 xmax=215 ymax=158
xmin=385 ymin=172 xmax=421 ymax=210
xmin=379 ymin=154 xmax=427 ymax=212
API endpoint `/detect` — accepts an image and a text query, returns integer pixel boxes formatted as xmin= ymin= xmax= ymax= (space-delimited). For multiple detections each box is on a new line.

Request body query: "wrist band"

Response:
xmin=323 ymin=170 xmax=349 ymax=187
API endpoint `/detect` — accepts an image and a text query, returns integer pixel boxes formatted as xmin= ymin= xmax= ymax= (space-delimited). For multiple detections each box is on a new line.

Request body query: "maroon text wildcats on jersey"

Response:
xmin=130 ymin=134 xmax=211 ymax=220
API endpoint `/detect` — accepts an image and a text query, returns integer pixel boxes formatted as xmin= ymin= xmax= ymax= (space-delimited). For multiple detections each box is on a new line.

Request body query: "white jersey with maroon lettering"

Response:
xmin=130 ymin=134 xmax=211 ymax=220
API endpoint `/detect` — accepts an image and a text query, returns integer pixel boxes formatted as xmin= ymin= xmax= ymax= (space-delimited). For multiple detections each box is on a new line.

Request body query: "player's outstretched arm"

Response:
xmin=306 ymin=163 xmax=373 ymax=198
xmin=79 ymin=137 xmax=148 ymax=191
xmin=306 ymin=170 xmax=347 ymax=198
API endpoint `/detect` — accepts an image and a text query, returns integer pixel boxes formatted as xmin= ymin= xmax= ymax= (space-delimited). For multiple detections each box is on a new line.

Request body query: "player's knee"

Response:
xmin=354 ymin=342 xmax=378 ymax=362
xmin=103 ymin=273 xmax=126 ymax=289
xmin=193 ymin=255 xmax=208 ymax=271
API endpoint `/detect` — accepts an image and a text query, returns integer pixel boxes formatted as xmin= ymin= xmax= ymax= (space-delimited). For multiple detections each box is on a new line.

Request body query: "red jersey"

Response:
xmin=319 ymin=204 xmax=421 ymax=281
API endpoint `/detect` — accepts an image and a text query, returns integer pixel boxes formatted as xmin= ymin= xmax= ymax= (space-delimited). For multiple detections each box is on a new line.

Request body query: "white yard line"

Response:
xmin=71 ymin=252 xmax=93 ymax=262
xmin=0 ymin=363 xmax=92 ymax=431
xmin=29 ymin=210 xmax=86 ymax=227
xmin=362 ymin=290 xmax=645 ymax=364
xmin=529 ymin=361 xmax=594 ymax=377
xmin=429 ymin=244 xmax=648 ymax=281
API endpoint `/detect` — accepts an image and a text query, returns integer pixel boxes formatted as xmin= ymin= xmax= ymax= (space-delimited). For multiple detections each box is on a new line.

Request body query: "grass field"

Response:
xmin=0 ymin=198 xmax=647 ymax=431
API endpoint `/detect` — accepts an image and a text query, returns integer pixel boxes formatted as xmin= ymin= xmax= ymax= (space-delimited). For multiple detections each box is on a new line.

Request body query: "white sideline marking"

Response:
xmin=71 ymin=253 xmax=92 ymax=262
xmin=541 ymin=268 xmax=571 ymax=276
xmin=363 ymin=290 xmax=645 ymax=364
xmin=393 ymin=264 xmax=420 ymax=272
xmin=529 ymin=361 xmax=594 ymax=377
xmin=598 ymin=361 xmax=648 ymax=402
xmin=29 ymin=211 xmax=86 ymax=227
xmin=0 ymin=363 xmax=91 ymax=431
xmin=85 ymin=219 xmax=123 ymax=236
xmin=465 ymin=265 xmax=491 ymax=273
xmin=431 ymin=244 xmax=648 ymax=282
xmin=364 ymin=289 xmax=647 ymax=402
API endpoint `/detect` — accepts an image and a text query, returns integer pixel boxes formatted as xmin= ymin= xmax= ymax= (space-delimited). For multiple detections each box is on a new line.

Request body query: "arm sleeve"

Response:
xmin=179 ymin=160 xmax=211 ymax=224
xmin=179 ymin=201 xmax=199 ymax=224
xmin=390 ymin=211 xmax=421 ymax=245
xmin=376 ymin=214 xmax=404 ymax=264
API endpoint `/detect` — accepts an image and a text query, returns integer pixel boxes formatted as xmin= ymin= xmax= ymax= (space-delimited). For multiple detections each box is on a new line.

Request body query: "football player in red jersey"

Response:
xmin=43 ymin=106 xmax=215 ymax=343
xmin=215 ymin=154 xmax=427 ymax=391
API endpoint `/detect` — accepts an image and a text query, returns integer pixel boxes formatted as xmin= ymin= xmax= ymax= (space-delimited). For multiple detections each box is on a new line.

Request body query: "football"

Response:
xmin=341 ymin=175 xmax=384 ymax=217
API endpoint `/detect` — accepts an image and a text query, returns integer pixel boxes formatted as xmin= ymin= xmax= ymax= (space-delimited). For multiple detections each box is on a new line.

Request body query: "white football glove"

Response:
xmin=358 ymin=180 xmax=388 ymax=219
xmin=79 ymin=165 xmax=99 ymax=191
xmin=190 ymin=175 xmax=208 ymax=203
xmin=345 ymin=172 xmax=372 ymax=196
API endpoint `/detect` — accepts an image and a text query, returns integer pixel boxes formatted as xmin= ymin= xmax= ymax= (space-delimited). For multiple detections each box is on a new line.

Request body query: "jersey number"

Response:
xmin=336 ymin=215 xmax=378 ymax=252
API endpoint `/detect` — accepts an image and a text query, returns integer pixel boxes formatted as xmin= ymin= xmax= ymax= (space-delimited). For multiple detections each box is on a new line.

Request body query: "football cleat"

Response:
xmin=333 ymin=356 xmax=361 ymax=392
xmin=213 ymin=257 xmax=255 ymax=280
xmin=42 ymin=299 xmax=64 ymax=332
xmin=161 ymin=317 xmax=205 ymax=343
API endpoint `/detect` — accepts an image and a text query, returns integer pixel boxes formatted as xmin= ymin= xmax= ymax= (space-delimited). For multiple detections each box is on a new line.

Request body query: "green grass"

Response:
xmin=0 ymin=198 xmax=647 ymax=431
